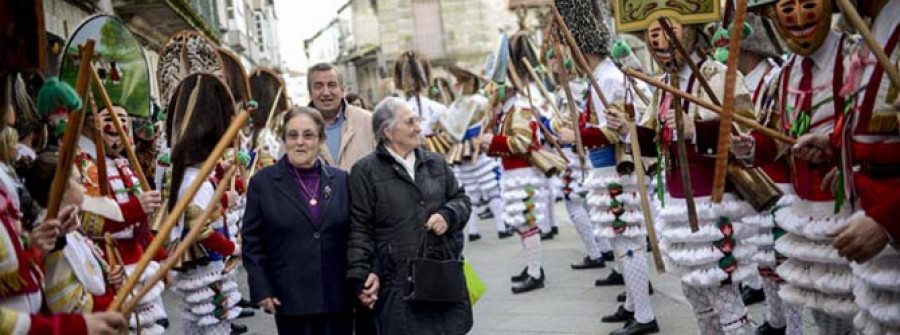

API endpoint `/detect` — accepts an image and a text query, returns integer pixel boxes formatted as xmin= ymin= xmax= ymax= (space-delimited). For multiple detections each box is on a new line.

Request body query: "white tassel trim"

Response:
xmin=855 ymin=308 xmax=900 ymax=335
xmin=775 ymin=200 xmax=851 ymax=241
xmin=851 ymin=250 xmax=900 ymax=293
xmin=660 ymin=225 xmax=724 ymax=243
xmin=779 ymin=284 xmax=858 ymax=318
xmin=853 ymin=281 xmax=900 ymax=327
xmin=775 ymin=234 xmax=848 ymax=264
xmin=777 ymin=259 xmax=853 ymax=294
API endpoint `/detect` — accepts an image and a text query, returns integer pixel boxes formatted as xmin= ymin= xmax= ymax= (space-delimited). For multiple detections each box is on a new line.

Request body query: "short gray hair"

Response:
xmin=372 ymin=97 xmax=407 ymax=143
xmin=306 ymin=63 xmax=344 ymax=91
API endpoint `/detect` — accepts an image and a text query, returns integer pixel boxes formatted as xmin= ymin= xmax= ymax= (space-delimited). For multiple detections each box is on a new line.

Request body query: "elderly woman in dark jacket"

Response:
xmin=347 ymin=97 xmax=473 ymax=334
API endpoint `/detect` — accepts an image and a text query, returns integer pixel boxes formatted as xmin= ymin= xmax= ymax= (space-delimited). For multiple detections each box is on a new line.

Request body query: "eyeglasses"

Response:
xmin=286 ymin=130 xmax=320 ymax=141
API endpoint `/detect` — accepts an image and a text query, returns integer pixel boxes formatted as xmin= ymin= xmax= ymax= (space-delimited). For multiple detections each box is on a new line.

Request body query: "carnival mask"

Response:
xmin=96 ymin=106 xmax=130 ymax=156
xmin=645 ymin=19 xmax=697 ymax=70
xmin=769 ymin=0 xmax=832 ymax=56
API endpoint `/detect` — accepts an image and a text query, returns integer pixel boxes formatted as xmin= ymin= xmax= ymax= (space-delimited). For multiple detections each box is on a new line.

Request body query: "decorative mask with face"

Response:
xmin=96 ymin=106 xmax=130 ymax=156
xmin=767 ymin=0 xmax=832 ymax=55
xmin=645 ymin=19 xmax=697 ymax=70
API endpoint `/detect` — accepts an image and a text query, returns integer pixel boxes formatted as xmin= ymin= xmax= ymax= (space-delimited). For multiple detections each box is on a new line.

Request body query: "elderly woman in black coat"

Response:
xmin=243 ymin=107 xmax=375 ymax=335
xmin=347 ymin=97 xmax=473 ymax=334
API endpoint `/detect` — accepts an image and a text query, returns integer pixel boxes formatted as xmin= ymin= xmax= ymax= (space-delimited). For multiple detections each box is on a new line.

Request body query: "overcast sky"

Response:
xmin=275 ymin=0 xmax=344 ymax=72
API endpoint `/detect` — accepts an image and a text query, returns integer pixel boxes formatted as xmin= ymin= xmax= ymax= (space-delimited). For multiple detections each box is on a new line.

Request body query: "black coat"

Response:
xmin=242 ymin=158 xmax=352 ymax=316
xmin=347 ymin=144 xmax=473 ymax=335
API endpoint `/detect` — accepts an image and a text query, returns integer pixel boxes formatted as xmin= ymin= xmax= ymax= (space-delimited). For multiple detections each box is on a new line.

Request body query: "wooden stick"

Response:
xmin=712 ymin=0 xmax=748 ymax=203
xmin=46 ymin=40 xmax=95 ymax=219
xmin=549 ymin=30 xmax=587 ymax=175
xmin=671 ymin=74 xmax=701 ymax=232
xmin=507 ymin=55 xmax=569 ymax=163
xmin=623 ymin=68 xmax=797 ymax=144
xmin=836 ymin=0 xmax=900 ymax=90
xmin=625 ymin=107 xmax=665 ymax=272
xmin=108 ymin=110 xmax=249 ymax=312
xmin=104 ymin=233 xmax=117 ymax=270
xmin=522 ymin=58 xmax=565 ymax=121
xmin=247 ymin=87 xmax=284 ymax=178
xmin=121 ymin=166 xmax=237 ymax=315
xmin=88 ymin=63 xmax=150 ymax=192
xmin=550 ymin=5 xmax=611 ymax=110
xmin=88 ymin=93 xmax=109 ymax=197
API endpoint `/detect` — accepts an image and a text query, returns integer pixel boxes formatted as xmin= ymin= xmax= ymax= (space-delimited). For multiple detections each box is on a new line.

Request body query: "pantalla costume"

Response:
xmin=170 ymin=168 xmax=241 ymax=335
xmin=641 ymin=59 xmax=756 ymax=334
xmin=74 ymin=136 xmax=168 ymax=334
xmin=837 ymin=1 xmax=900 ymax=333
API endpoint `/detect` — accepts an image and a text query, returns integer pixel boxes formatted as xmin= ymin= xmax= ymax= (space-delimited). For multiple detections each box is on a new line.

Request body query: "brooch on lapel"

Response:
xmin=323 ymin=185 xmax=332 ymax=200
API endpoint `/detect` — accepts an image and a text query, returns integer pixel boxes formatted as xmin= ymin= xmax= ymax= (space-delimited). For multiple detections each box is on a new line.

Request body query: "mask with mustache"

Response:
xmin=768 ymin=0 xmax=832 ymax=56
xmin=645 ymin=19 xmax=698 ymax=70
xmin=96 ymin=106 xmax=130 ymax=156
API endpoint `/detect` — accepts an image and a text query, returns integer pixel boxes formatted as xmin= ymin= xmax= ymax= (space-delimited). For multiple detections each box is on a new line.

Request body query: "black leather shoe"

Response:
xmin=468 ymin=233 xmax=482 ymax=242
xmin=610 ymin=319 xmax=659 ymax=335
xmin=601 ymin=305 xmax=634 ymax=323
xmin=741 ymin=285 xmax=766 ymax=306
xmin=540 ymin=231 xmax=554 ymax=240
xmin=238 ymin=308 xmax=255 ymax=318
xmin=571 ymin=256 xmax=605 ymax=269
xmin=617 ymin=284 xmax=654 ymax=302
xmin=231 ymin=323 xmax=249 ymax=335
xmin=498 ymin=230 xmax=514 ymax=239
xmin=595 ymin=270 xmax=625 ymax=286
xmin=511 ymin=267 xmax=544 ymax=282
xmin=156 ymin=318 xmax=169 ymax=329
xmin=478 ymin=208 xmax=493 ymax=220
xmin=551 ymin=226 xmax=559 ymax=236
xmin=756 ymin=322 xmax=786 ymax=335
xmin=237 ymin=298 xmax=255 ymax=309
xmin=511 ymin=267 xmax=528 ymax=282
xmin=602 ymin=251 xmax=615 ymax=262
xmin=511 ymin=274 xmax=545 ymax=294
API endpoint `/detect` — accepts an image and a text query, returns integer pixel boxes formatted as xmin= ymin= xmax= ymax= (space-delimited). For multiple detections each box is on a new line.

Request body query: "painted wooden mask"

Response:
xmin=645 ymin=18 xmax=698 ymax=70
xmin=768 ymin=0 xmax=832 ymax=55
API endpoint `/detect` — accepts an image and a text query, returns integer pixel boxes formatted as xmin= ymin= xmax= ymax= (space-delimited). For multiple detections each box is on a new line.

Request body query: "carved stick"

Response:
xmin=549 ymin=30 xmax=587 ymax=174
xmin=46 ymin=40 xmax=95 ymax=219
xmin=671 ymin=74 xmax=700 ymax=232
xmin=108 ymin=110 xmax=249 ymax=312
xmin=712 ymin=0 xmax=748 ymax=203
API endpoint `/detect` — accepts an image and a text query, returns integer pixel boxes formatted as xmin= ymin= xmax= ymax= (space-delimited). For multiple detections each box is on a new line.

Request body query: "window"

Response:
xmin=412 ymin=0 xmax=445 ymax=58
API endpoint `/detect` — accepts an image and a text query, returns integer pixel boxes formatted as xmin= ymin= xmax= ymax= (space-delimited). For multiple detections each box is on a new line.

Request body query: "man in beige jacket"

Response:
xmin=308 ymin=63 xmax=376 ymax=171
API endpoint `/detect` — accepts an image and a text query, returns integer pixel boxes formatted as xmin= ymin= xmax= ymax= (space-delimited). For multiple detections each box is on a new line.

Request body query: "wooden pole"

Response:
xmin=88 ymin=63 xmax=150 ymax=192
xmin=621 ymin=91 xmax=666 ymax=271
xmin=247 ymin=87 xmax=284 ymax=178
xmin=836 ymin=0 xmax=900 ymax=90
xmin=88 ymin=93 xmax=109 ymax=197
xmin=549 ymin=30 xmax=587 ymax=175
xmin=46 ymin=40 xmax=95 ymax=219
xmin=623 ymin=68 xmax=796 ymax=144
xmin=670 ymin=74 xmax=701 ymax=232
xmin=108 ymin=110 xmax=249 ymax=312
xmin=712 ymin=0 xmax=748 ymax=203
xmin=120 ymin=166 xmax=237 ymax=315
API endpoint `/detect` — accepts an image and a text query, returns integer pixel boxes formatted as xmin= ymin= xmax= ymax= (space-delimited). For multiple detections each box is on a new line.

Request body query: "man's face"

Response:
xmin=309 ymin=69 xmax=344 ymax=113
xmin=96 ymin=106 xmax=130 ymax=156
xmin=769 ymin=0 xmax=832 ymax=55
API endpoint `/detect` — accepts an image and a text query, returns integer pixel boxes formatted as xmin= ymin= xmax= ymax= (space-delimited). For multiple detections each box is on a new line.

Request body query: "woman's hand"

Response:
xmin=258 ymin=297 xmax=281 ymax=315
xmin=358 ymin=273 xmax=380 ymax=309
xmin=425 ymin=214 xmax=448 ymax=236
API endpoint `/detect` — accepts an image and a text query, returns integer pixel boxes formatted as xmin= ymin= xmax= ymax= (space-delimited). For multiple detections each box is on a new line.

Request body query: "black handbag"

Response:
xmin=404 ymin=231 xmax=468 ymax=303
